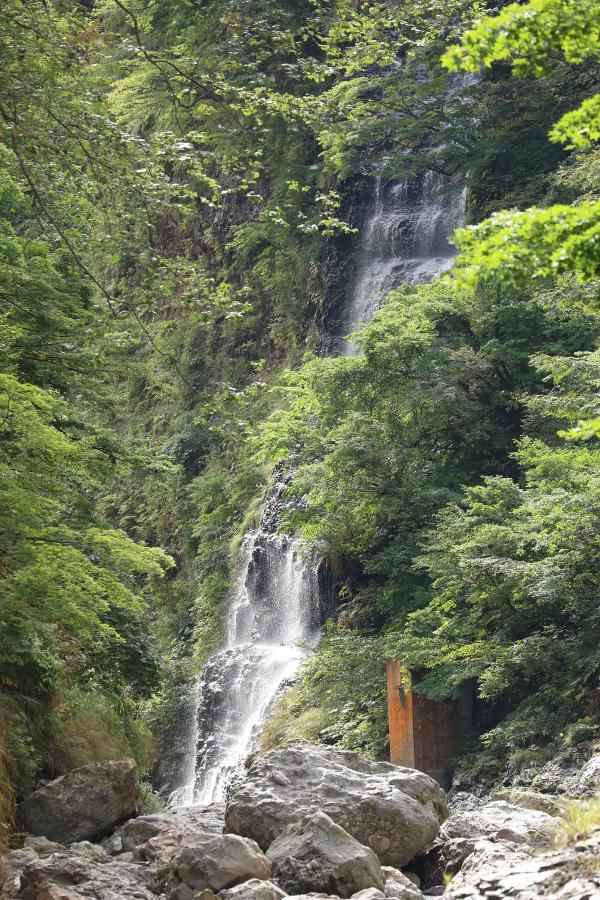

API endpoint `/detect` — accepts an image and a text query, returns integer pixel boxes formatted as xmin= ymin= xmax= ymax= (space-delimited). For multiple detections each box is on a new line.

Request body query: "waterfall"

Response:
xmin=339 ymin=171 xmax=467 ymax=353
xmin=173 ymin=159 xmax=467 ymax=808
xmin=174 ymin=483 xmax=321 ymax=805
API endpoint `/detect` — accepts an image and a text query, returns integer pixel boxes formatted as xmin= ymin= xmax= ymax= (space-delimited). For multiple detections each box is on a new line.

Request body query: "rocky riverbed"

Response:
xmin=2 ymin=744 xmax=599 ymax=900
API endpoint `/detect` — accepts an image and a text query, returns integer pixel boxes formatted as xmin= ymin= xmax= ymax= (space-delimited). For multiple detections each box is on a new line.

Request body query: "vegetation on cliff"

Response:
xmin=1 ymin=0 xmax=599 ymax=837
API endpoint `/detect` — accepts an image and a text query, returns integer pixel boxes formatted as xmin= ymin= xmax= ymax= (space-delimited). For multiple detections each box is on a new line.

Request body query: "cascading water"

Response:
xmin=339 ymin=171 xmax=467 ymax=354
xmin=173 ymin=153 xmax=467 ymax=808
xmin=174 ymin=483 xmax=322 ymax=805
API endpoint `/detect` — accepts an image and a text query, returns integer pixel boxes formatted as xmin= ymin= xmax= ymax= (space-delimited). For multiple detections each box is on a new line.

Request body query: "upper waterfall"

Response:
xmin=339 ymin=172 xmax=467 ymax=354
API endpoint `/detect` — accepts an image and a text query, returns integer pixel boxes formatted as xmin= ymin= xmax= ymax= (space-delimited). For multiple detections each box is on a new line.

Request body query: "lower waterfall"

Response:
xmin=174 ymin=486 xmax=321 ymax=805
xmin=174 ymin=167 xmax=466 ymax=806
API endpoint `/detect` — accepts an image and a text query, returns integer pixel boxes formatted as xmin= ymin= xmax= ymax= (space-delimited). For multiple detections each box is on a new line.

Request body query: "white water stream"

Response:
xmin=174 ymin=164 xmax=466 ymax=807
xmin=339 ymin=172 xmax=467 ymax=353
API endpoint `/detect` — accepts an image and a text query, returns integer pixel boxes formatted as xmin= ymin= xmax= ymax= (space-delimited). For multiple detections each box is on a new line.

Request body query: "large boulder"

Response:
xmin=439 ymin=801 xmax=560 ymax=852
xmin=225 ymin=743 xmax=448 ymax=866
xmin=17 ymin=759 xmax=139 ymax=844
xmin=140 ymin=828 xmax=271 ymax=899
xmin=266 ymin=811 xmax=385 ymax=899
xmin=417 ymin=801 xmax=560 ymax=887
xmin=381 ymin=867 xmax=422 ymax=900
xmin=120 ymin=804 xmax=224 ymax=851
xmin=219 ymin=880 xmax=288 ymax=900
xmin=491 ymin=789 xmax=567 ymax=819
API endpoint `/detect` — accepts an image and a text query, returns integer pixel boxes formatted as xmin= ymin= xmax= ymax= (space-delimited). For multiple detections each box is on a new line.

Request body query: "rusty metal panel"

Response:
xmin=386 ymin=660 xmax=415 ymax=767
xmin=387 ymin=660 xmax=473 ymax=786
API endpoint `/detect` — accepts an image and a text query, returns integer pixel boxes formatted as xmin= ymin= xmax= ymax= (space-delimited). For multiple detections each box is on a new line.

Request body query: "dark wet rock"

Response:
xmin=225 ymin=743 xmax=448 ymax=867
xmin=266 ymin=811 xmax=384 ymax=899
xmin=17 ymin=760 xmax=139 ymax=844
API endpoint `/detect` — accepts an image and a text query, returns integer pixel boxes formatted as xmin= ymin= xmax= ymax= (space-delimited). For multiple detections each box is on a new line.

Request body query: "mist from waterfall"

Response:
xmin=174 ymin=163 xmax=467 ymax=807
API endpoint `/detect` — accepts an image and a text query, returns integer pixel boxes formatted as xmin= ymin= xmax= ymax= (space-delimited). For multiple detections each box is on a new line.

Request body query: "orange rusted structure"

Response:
xmin=386 ymin=660 xmax=472 ymax=786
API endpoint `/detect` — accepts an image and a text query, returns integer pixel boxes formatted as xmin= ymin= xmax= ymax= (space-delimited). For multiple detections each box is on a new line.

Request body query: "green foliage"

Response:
xmin=3 ymin=0 xmax=600 ymax=802
xmin=444 ymin=0 xmax=600 ymax=284
xmin=262 ymin=626 xmax=388 ymax=758
xmin=385 ymin=347 xmax=600 ymax=760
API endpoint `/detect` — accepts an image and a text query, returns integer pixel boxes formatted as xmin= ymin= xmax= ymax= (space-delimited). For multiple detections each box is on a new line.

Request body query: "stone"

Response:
xmin=67 ymin=842 xmax=109 ymax=863
xmin=491 ymin=789 xmax=567 ymax=818
xmin=350 ymin=891 xmax=386 ymax=900
xmin=443 ymin=830 xmax=600 ymax=898
xmin=100 ymin=832 xmax=123 ymax=856
xmin=144 ymin=830 xmax=271 ymax=898
xmin=23 ymin=838 xmax=65 ymax=855
xmin=1 ymin=849 xmax=39 ymax=899
xmin=16 ymin=851 xmax=158 ymax=899
xmin=219 ymin=880 xmax=288 ymax=900
xmin=521 ymin=746 xmax=600 ymax=797
xmin=225 ymin=743 xmax=448 ymax=866
xmin=381 ymin=867 xmax=422 ymax=900
xmin=439 ymin=801 xmax=559 ymax=853
xmin=266 ymin=811 xmax=385 ymax=899
xmin=17 ymin=759 xmax=140 ymax=844
xmin=416 ymin=800 xmax=559 ymax=889
xmin=575 ymin=754 xmax=600 ymax=795
xmin=285 ymin=896 xmax=339 ymax=900
xmin=121 ymin=803 xmax=224 ymax=852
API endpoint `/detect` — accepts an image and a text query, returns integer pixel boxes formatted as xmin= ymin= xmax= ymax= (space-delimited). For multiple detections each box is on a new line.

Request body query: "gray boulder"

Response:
xmin=141 ymin=830 xmax=270 ymax=899
xmin=439 ymin=800 xmax=559 ymax=852
xmin=418 ymin=800 xmax=559 ymax=887
xmin=491 ymin=789 xmax=567 ymax=818
xmin=219 ymin=879 xmax=287 ymax=900
xmin=225 ymin=743 xmax=448 ymax=866
xmin=266 ymin=811 xmax=385 ymax=899
xmin=121 ymin=804 xmax=224 ymax=851
xmin=284 ymin=896 xmax=339 ymax=900
xmin=17 ymin=759 xmax=139 ymax=844
xmin=350 ymin=891 xmax=386 ymax=900
xmin=381 ymin=867 xmax=422 ymax=900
